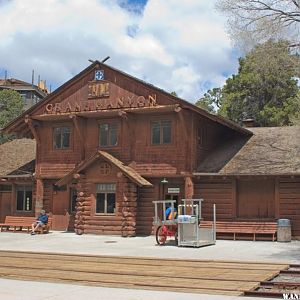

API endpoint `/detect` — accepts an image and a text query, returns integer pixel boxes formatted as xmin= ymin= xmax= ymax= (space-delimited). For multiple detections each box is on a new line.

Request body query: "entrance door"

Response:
xmin=165 ymin=194 xmax=179 ymax=209
xmin=237 ymin=179 xmax=275 ymax=219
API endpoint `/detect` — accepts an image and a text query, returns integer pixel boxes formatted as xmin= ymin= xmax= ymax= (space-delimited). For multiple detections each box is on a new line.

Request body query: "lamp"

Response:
xmin=161 ymin=178 xmax=168 ymax=184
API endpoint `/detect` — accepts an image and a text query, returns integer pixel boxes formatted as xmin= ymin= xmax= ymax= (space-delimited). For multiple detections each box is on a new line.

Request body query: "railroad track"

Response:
xmin=245 ymin=264 xmax=300 ymax=298
xmin=0 ymin=250 xmax=288 ymax=296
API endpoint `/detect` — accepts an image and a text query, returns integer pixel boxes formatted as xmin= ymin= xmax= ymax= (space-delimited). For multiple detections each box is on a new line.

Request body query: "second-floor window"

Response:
xmin=99 ymin=123 xmax=118 ymax=147
xmin=53 ymin=127 xmax=71 ymax=149
xmin=151 ymin=120 xmax=172 ymax=145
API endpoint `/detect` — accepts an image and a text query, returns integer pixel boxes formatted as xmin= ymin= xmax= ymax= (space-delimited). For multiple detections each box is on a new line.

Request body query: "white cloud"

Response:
xmin=0 ymin=0 xmax=239 ymax=102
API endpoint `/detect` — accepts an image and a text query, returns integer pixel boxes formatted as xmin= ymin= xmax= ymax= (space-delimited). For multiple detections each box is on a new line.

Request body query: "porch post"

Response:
xmin=185 ymin=176 xmax=194 ymax=199
xmin=185 ymin=176 xmax=194 ymax=214
xmin=35 ymin=178 xmax=44 ymax=216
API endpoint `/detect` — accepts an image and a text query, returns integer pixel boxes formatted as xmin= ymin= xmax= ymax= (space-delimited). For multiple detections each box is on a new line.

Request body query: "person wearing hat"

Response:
xmin=31 ymin=209 xmax=48 ymax=235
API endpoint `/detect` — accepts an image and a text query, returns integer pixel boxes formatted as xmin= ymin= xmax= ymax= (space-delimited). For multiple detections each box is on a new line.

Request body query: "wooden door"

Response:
xmin=52 ymin=189 xmax=70 ymax=230
xmin=0 ymin=192 xmax=11 ymax=222
xmin=237 ymin=179 xmax=275 ymax=219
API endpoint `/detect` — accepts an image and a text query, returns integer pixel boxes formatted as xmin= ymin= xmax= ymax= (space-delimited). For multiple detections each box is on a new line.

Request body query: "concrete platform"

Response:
xmin=0 ymin=231 xmax=299 ymax=263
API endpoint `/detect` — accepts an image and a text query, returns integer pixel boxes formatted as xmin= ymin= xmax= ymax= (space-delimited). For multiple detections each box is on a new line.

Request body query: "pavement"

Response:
xmin=0 ymin=231 xmax=299 ymax=299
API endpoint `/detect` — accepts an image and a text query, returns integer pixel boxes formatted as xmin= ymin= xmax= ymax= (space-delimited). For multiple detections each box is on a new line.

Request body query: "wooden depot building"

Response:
xmin=1 ymin=61 xmax=300 ymax=237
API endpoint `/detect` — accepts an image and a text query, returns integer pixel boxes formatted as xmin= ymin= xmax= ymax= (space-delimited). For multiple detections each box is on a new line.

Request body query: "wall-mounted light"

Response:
xmin=161 ymin=178 xmax=168 ymax=184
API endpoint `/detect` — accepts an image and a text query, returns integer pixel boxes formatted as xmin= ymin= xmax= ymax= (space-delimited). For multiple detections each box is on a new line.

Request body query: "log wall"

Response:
xmin=74 ymin=160 xmax=138 ymax=236
xmin=136 ymin=182 xmax=158 ymax=235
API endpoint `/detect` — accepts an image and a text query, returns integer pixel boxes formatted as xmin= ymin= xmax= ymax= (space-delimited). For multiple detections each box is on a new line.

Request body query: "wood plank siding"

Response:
xmin=279 ymin=177 xmax=300 ymax=237
xmin=194 ymin=178 xmax=234 ymax=221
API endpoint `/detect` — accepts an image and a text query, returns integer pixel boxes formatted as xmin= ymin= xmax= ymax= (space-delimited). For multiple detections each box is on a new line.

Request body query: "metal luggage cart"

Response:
xmin=152 ymin=200 xmax=178 ymax=245
xmin=177 ymin=199 xmax=216 ymax=248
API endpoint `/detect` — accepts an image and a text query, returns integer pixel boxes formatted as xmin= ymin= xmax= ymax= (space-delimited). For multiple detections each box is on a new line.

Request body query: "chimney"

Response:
xmin=242 ymin=118 xmax=257 ymax=128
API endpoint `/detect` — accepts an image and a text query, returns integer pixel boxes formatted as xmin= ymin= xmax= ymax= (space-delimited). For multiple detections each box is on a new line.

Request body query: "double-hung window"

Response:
xmin=151 ymin=120 xmax=172 ymax=145
xmin=53 ymin=127 xmax=71 ymax=149
xmin=16 ymin=186 xmax=33 ymax=211
xmin=96 ymin=183 xmax=116 ymax=214
xmin=99 ymin=123 xmax=118 ymax=147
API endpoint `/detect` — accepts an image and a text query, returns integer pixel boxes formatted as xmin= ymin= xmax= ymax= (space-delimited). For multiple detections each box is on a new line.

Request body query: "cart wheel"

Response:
xmin=175 ymin=231 xmax=178 ymax=246
xmin=156 ymin=226 xmax=167 ymax=245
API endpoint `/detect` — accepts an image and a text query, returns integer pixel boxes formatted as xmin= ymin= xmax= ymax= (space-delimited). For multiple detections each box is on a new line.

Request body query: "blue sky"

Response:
xmin=0 ymin=0 xmax=239 ymax=102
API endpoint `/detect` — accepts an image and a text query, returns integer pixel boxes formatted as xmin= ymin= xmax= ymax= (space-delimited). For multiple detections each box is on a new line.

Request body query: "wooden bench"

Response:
xmin=200 ymin=221 xmax=277 ymax=241
xmin=0 ymin=216 xmax=52 ymax=234
xmin=35 ymin=217 xmax=52 ymax=234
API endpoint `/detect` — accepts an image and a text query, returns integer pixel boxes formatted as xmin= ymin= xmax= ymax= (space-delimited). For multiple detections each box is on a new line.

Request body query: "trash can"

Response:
xmin=277 ymin=219 xmax=291 ymax=242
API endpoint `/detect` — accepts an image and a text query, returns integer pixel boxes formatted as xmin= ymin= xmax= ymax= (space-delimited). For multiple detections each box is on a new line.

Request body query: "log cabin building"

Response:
xmin=1 ymin=61 xmax=300 ymax=237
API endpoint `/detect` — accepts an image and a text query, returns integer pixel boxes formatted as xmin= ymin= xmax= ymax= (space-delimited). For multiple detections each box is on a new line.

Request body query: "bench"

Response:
xmin=0 ymin=216 xmax=52 ymax=234
xmin=200 ymin=221 xmax=277 ymax=241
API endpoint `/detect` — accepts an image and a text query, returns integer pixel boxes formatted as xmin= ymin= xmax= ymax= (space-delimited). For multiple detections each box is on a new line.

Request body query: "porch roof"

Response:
xmin=55 ymin=150 xmax=153 ymax=187
xmin=0 ymin=139 xmax=36 ymax=178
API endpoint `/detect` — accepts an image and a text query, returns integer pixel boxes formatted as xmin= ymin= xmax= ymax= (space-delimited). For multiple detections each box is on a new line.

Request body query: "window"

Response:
xmin=16 ymin=186 xmax=32 ymax=211
xmin=99 ymin=123 xmax=118 ymax=147
xmin=0 ymin=185 xmax=12 ymax=192
xmin=151 ymin=120 xmax=171 ymax=145
xmin=53 ymin=127 xmax=71 ymax=149
xmin=96 ymin=183 xmax=116 ymax=214
xmin=198 ymin=124 xmax=207 ymax=147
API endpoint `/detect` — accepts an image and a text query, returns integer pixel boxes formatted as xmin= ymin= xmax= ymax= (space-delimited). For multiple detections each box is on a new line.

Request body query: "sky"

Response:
xmin=0 ymin=0 xmax=239 ymax=103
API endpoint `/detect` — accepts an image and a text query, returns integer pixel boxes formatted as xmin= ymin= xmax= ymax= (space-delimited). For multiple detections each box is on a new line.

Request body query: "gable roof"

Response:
xmin=0 ymin=139 xmax=36 ymax=177
xmin=56 ymin=150 xmax=152 ymax=187
xmin=2 ymin=61 xmax=251 ymax=136
xmin=196 ymin=126 xmax=300 ymax=176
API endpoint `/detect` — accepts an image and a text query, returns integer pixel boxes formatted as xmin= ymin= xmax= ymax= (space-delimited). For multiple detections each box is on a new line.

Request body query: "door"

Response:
xmin=165 ymin=194 xmax=179 ymax=209
xmin=237 ymin=179 xmax=275 ymax=219
xmin=52 ymin=187 xmax=70 ymax=230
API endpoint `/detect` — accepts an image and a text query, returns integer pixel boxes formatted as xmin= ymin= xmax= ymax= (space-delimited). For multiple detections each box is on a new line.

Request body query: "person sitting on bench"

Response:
xmin=31 ymin=210 xmax=48 ymax=235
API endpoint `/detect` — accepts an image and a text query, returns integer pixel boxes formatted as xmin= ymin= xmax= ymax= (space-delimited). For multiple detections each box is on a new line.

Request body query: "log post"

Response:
xmin=35 ymin=178 xmax=44 ymax=216
xmin=184 ymin=176 xmax=194 ymax=214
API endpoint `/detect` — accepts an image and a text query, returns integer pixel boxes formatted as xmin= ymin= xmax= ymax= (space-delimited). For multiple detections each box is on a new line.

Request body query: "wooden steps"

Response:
xmin=0 ymin=250 xmax=287 ymax=296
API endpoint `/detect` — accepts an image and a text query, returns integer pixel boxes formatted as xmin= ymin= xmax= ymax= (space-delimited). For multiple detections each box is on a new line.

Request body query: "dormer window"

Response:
xmin=151 ymin=120 xmax=172 ymax=145
xmin=53 ymin=127 xmax=71 ymax=149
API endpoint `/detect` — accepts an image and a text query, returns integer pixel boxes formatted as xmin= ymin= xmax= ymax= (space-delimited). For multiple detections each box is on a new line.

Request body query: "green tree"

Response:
xmin=195 ymin=88 xmax=221 ymax=113
xmin=0 ymin=89 xmax=24 ymax=143
xmin=219 ymin=40 xmax=300 ymax=126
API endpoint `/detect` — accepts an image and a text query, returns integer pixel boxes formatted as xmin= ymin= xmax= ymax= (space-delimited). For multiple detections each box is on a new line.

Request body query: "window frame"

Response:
xmin=16 ymin=185 xmax=33 ymax=212
xmin=95 ymin=183 xmax=116 ymax=215
xmin=53 ymin=125 xmax=72 ymax=150
xmin=151 ymin=120 xmax=172 ymax=145
xmin=98 ymin=122 xmax=119 ymax=148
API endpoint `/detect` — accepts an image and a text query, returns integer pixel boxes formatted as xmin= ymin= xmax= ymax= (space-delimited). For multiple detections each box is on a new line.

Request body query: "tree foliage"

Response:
xmin=217 ymin=0 xmax=300 ymax=51
xmin=195 ymin=88 xmax=221 ymax=113
xmin=0 ymin=89 xmax=24 ymax=143
xmin=199 ymin=40 xmax=300 ymax=126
